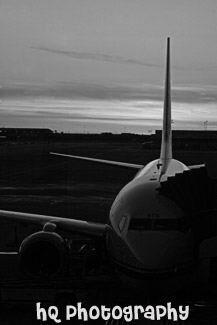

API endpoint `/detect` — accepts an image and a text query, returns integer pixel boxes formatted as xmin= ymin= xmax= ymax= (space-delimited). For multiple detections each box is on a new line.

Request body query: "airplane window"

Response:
xmin=129 ymin=217 xmax=189 ymax=232
xmin=119 ymin=216 xmax=127 ymax=232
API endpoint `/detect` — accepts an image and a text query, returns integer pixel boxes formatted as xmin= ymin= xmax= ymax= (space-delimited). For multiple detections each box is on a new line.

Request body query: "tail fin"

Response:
xmin=159 ymin=37 xmax=172 ymax=173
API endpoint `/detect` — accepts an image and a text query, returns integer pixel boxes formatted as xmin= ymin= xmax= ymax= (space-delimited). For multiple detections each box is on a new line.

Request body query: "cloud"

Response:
xmin=31 ymin=45 xmax=217 ymax=72
xmin=31 ymin=45 xmax=162 ymax=68
xmin=1 ymin=80 xmax=217 ymax=106
xmin=1 ymin=94 xmax=217 ymax=133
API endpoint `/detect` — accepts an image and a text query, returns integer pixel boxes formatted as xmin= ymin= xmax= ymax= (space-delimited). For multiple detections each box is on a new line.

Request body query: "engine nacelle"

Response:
xmin=19 ymin=231 xmax=69 ymax=279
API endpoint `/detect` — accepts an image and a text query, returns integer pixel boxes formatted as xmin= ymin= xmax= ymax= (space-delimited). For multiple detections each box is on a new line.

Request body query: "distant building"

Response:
xmin=142 ymin=130 xmax=217 ymax=150
xmin=0 ymin=128 xmax=53 ymax=138
xmin=155 ymin=130 xmax=217 ymax=139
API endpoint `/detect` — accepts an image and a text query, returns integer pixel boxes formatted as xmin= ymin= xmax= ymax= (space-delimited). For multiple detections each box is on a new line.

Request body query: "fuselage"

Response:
xmin=106 ymin=158 xmax=196 ymax=288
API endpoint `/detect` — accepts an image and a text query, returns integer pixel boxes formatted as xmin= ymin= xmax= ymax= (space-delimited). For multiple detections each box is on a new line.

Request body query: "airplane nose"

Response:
xmin=126 ymin=230 xmax=194 ymax=269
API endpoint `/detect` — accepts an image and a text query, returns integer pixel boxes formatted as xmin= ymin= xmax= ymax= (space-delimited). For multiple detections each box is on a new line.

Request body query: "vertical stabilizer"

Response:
xmin=159 ymin=37 xmax=172 ymax=173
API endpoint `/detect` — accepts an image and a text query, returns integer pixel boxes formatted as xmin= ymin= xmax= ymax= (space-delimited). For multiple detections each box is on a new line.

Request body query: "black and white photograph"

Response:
xmin=0 ymin=1 xmax=217 ymax=324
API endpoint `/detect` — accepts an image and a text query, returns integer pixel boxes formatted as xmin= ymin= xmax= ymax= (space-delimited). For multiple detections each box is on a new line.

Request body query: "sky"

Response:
xmin=1 ymin=0 xmax=217 ymax=133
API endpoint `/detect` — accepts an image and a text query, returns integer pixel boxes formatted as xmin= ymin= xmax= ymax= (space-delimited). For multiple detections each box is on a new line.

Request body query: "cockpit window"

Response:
xmin=129 ymin=217 xmax=189 ymax=232
xmin=119 ymin=216 xmax=127 ymax=232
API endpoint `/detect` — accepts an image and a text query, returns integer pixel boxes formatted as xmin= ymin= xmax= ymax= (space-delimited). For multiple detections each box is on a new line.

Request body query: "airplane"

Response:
xmin=0 ymin=38 xmax=216 ymax=292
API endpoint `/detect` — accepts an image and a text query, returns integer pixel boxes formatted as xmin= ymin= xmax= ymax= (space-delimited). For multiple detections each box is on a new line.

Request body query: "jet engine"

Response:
xmin=19 ymin=224 xmax=69 ymax=279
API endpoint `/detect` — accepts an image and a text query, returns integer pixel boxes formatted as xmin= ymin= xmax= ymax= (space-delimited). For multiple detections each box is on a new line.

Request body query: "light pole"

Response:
xmin=204 ymin=121 xmax=208 ymax=131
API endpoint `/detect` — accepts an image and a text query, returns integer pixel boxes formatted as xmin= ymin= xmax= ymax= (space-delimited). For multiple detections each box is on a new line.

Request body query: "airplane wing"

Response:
xmin=0 ymin=152 xmax=141 ymax=242
xmin=0 ymin=210 xmax=106 ymax=238
xmin=50 ymin=152 xmax=144 ymax=169
xmin=188 ymin=164 xmax=206 ymax=170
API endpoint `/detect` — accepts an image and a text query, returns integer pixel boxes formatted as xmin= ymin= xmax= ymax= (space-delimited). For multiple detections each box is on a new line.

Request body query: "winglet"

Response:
xmin=159 ymin=37 xmax=172 ymax=173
